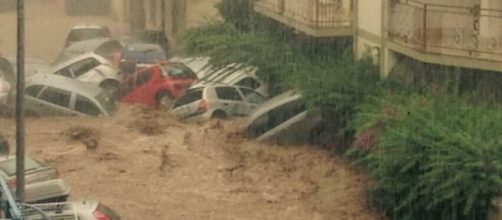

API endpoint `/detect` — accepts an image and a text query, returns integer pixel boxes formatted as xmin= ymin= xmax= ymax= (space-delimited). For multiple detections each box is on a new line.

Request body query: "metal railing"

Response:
xmin=388 ymin=0 xmax=502 ymax=62
xmin=255 ymin=0 xmax=353 ymax=29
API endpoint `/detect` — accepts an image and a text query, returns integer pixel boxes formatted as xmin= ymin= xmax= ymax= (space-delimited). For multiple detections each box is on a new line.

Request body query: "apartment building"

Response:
xmin=254 ymin=0 xmax=502 ymax=78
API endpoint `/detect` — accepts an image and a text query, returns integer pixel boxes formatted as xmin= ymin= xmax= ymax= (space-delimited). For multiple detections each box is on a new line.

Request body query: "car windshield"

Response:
xmin=0 ymin=157 xmax=41 ymax=177
xmin=95 ymin=91 xmax=116 ymax=114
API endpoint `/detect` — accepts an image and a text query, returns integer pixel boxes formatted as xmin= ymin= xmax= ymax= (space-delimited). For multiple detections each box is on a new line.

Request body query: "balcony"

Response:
xmin=254 ymin=0 xmax=353 ymax=37
xmin=388 ymin=0 xmax=502 ymax=64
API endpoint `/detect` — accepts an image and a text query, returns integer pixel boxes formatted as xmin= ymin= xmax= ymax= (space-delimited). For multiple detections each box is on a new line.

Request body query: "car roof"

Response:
xmin=27 ymin=73 xmax=102 ymax=98
xmin=52 ymin=52 xmax=109 ymax=70
xmin=64 ymin=37 xmax=115 ymax=52
xmin=246 ymin=90 xmax=303 ymax=121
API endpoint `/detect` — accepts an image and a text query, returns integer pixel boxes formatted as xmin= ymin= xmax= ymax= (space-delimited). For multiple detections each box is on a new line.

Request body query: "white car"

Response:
xmin=242 ymin=90 xmax=322 ymax=145
xmin=64 ymin=25 xmax=111 ymax=48
xmin=195 ymin=63 xmax=269 ymax=96
xmin=25 ymin=200 xmax=120 ymax=220
xmin=54 ymin=37 xmax=122 ymax=66
xmin=52 ymin=53 xmax=121 ymax=90
xmin=170 ymin=84 xmax=267 ymax=122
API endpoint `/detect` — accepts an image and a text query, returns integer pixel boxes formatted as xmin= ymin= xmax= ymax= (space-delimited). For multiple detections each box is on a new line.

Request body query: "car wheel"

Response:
xmin=156 ymin=91 xmax=174 ymax=109
xmin=211 ymin=110 xmax=227 ymax=119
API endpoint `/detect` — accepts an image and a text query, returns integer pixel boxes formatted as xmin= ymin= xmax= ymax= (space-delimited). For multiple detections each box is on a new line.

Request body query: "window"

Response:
xmin=75 ymin=95 xmax=102 ymax=116
xmin=25 ymin=85 xmax=44 ymax=97
xmin=55 ymin=58 xmax=100 ymax=78
xmin=162 ymin=63 xmax=197 ymax=79
xmin=173 ymin=89 xmax=203 ymax=108
xmin=239 ymin=87 xmax=266 ymax=104
xmin=38 ymin=87 xmax=71 ymax=107
xmin=236 ymin=77 xmax=261 ymax=90
xmin=215 ymin=87 xmax=243 ymax=101
xmin=245 ymin=99 xmax=306 ymax=138
xmin=95 ymin=41 xmax=123 ymax=60
xmin=136 ymin=69 xmax=153 ymax=87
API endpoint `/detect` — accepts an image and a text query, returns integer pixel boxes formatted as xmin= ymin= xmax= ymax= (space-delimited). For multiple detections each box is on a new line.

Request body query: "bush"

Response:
xmin=351 ymin=93 xmax=502 ymax=220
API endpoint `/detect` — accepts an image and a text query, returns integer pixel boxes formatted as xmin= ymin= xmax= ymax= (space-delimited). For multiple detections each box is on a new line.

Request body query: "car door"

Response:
xmin=33 ymin=86 xmax=75 ymax=116
xmin=213 ymin=86 xmax=247 ymax=116
xmin=72 ymin=94 xmax=104 ymax=117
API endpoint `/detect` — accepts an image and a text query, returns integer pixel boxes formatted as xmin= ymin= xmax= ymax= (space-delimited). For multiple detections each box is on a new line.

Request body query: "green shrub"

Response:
xmin=352 ymin=94 xmax=502 ymax=220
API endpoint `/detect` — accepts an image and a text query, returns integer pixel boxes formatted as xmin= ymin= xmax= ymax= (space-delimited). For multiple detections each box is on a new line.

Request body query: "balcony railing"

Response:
xmin=388 ymin=0 xmax=502 ymax=62
xmin=254 ymin=0 xmax=353 ymax=35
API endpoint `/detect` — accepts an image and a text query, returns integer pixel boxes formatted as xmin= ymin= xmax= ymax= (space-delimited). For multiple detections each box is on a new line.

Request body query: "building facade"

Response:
xmin=255 ymin=0 xmax=502 ymax=78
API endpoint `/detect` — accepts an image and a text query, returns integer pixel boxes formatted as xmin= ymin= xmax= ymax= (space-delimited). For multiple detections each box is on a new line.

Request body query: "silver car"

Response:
xmin=64 ymin=25 xmax=112 ymax=48
xmin=242 ymin=91 xmax=322 ymax=145
xmin=170 ymin=84 xmax=267 ymax=121
xmin=0 ymin=156 xmax=70 ymax=204
xmin=23 ymin=74 xmax=116 ymax=117
xmin=25 ymin=200 xmax=120 ymax=220
xmin=54 ymin=37 xmax=122 ymax=65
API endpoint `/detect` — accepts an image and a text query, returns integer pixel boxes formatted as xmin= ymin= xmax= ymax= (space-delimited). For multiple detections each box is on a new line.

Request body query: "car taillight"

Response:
xmin=93 ymin=211 xmax=111 ymax=220
xmin=197 ymin=99 xmax=208 ymax=113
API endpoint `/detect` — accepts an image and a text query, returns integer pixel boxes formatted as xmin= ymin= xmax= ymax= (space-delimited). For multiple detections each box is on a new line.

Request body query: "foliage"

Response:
xmin=351 ymin=93 xmax=502 ymax=220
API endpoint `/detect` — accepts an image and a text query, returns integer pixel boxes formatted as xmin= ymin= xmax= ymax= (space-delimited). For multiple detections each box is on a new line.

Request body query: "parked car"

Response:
xmin=52 ymin=53 xmax=121 ymax=91
xmin=120 ymin=43 xmax=167 ymax=65
xmin=0 ymin=156 xmax=70 ymax=204
xmin=196 ymin=63 xmax=268 ymax=96
xmin=170 ymin=83 xmax=267 ymax=121
xmin=119 ymin=63 xmax=198 ymax=108
xmin=22 ymin=74 xmax=116 ymax=117
xmin=54 ymin=38 xmax=122 ymax=66
xmin=64 ymin=25 xmax=111 ymax=48
xmin=242 ymin=90 xmax=322 ymax=145
xmin=25 ymin=200 xmax=120 ymax=220
xmin=169 ymin=56 xmax=212 ymax=78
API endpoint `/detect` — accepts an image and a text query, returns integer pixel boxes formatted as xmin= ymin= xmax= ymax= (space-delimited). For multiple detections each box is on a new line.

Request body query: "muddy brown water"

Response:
xmin=0 ymin=1 xmax=382 ymax=219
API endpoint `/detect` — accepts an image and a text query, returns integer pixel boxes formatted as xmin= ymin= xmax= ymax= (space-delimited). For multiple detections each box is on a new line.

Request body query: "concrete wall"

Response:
xmin=355 ymin=0 xmax=383 ymax=64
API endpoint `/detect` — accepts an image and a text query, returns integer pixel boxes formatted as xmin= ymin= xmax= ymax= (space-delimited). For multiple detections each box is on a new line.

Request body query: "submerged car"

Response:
xmin=242 ymin=90 xmax=322 ymax=145
xmin=54 ymin=38 xmax=122 ymax=66
xmin=119 ymin=63 xmax=198 ymax=108
xmin=0 ymin=156 xmax=70 ymax=204
xmin=170 ymin=84 xmax=267 ymax=121
xmin=169 ymin=56 xmax=212 ymax=78
xmin=23 ymin=74 xmax=116 ymax=117
xmin=120 ymin=43 xmax=167 ymax=65
xmin=64 ymin=25 xmax=111 ymax=48
xmin=25 ymin=200 xmax=120 ymax=220
xmin=52 ymin=53 xmax=121 ymax=91
xmin=196 ymin=63 xmax=268 ymax=96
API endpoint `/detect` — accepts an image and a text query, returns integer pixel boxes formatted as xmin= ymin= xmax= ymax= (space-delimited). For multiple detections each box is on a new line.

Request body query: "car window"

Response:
xmin=56 ymin=58 xmax=100 ymax=78
xmin=215 ymin=87 xmax=243 ymax=101
xmin=246 ymin=99 xmax=306 ymax=138
xmin=162 ymin=63 xmax=198 ymax=79
xmin=25 ymin=85 xmax=44 ymax=97
xmin=136 ymin=69 xmax=153 ymax=87
xmin=0 ymin=157 xmax=41 ymax=176
xmin=74 ymin=95 xmax=102 ymax=116
xmin=67 ymin=29 xmax=107 ymax=42
xmin=95 ymin=41 xmax=123 ymax=60
xmin=173 ymin=89 xmax=203 ymax=108
xmin=236 ymin=77 xmax=261 ymax=90
xmin=38 ymin=87 xmax=71 ymax=107
xmin=239 ymin=87 xmax=266 ymax=104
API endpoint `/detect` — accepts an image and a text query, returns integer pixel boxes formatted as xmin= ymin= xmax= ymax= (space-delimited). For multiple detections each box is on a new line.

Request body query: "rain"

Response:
xmin=0 ymin=0 xmax=501 ymax=219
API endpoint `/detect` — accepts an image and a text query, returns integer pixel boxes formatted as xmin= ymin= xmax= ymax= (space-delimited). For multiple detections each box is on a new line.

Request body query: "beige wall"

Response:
xmin=357 ymin=0 xmax=382 ymax=37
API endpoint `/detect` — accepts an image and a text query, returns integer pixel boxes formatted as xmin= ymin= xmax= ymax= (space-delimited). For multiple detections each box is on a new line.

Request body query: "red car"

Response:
xmin=119 ymin=63 xmax=198 ymax=108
